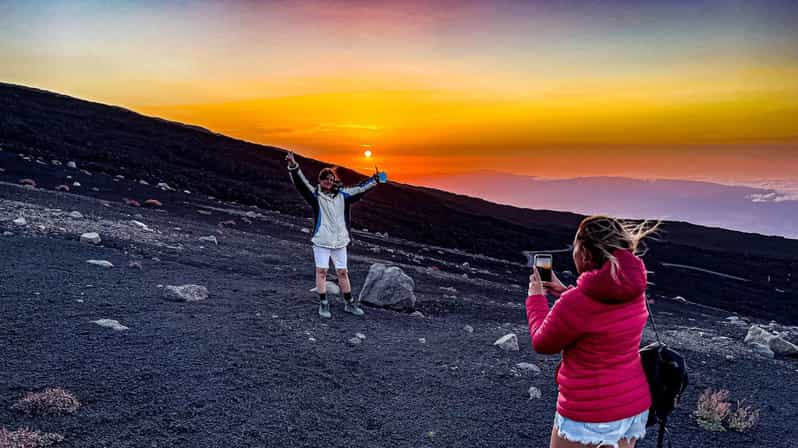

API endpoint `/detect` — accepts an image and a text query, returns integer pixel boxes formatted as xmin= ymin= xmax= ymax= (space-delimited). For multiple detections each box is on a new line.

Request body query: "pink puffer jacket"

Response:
xmin=526 ymin=249 xmax=652 ymax=423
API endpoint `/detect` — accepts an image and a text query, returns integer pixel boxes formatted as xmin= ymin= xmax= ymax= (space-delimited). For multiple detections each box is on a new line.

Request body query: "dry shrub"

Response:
xmin=695 ymin=388 xmax=731 ymax=432
xmin=728 ymin=400 xmax=760 ymax=432
xmin=11 ymin=388 xmax=80 ymax=416
xmin=0 ymin=427 xmax=64 ymax=448
xmin=695 ymin=389 xmax=760 ymax=433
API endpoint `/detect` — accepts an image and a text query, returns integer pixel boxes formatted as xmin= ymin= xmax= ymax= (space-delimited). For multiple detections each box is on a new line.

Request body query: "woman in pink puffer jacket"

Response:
xmin=526 ymin=215 xmax=660 ymax=448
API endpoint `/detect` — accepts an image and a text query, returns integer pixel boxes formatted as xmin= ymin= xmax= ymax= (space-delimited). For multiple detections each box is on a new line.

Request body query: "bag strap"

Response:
xmin=645 ymin=296 xmax=663 ymax=345
xmin=657 ymin=418 xmax=672 ymax=448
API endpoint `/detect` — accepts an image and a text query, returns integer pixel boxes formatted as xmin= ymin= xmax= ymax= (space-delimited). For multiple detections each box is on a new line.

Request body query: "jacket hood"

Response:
xmin=576 ymin=249 xmax=647 ymax=303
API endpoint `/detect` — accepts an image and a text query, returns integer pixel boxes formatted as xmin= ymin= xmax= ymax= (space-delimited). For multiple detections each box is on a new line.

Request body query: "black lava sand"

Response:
xmin=2 ymin=178 xmax=798 ymax=448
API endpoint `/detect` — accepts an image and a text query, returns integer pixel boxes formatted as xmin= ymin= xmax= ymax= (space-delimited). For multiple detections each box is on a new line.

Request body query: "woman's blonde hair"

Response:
xmin=576 ymin=215 xmax=661 ymax=277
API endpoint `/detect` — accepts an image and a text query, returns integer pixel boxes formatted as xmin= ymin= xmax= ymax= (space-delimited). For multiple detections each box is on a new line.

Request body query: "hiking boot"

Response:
xmin=344 ymin=300 xmax=365 ymax=316
xmin=318 ymin=299 xmax=331 ymax=319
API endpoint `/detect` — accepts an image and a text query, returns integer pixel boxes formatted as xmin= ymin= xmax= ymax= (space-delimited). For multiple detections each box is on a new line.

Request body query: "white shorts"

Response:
xmin=312 ymin=246 xmax=348 ymax=270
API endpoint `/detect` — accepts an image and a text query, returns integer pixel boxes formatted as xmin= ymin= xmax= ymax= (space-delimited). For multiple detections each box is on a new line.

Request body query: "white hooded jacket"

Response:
xmin=288 ymin=163 xmax=378 ymax=249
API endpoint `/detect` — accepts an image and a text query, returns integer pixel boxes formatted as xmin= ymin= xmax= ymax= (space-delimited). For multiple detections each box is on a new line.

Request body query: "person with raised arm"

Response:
xmin=285 ymin=151 xmax=386 ymax=318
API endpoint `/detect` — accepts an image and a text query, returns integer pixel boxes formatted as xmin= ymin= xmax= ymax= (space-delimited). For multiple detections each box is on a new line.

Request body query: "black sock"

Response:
xmin=344 ymin=292 xmax=352 ymax=303
xmin=319 ymin=293 xmax=327 ymax=302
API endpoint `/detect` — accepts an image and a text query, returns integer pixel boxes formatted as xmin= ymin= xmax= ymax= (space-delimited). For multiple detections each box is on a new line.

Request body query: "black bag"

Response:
xmin=640 ymin=301 xmax=689 ymax=448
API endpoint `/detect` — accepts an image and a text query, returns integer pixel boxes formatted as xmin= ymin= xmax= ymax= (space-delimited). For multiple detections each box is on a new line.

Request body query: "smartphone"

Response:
xmin=534 ymin=254 xmax=553 ymax=282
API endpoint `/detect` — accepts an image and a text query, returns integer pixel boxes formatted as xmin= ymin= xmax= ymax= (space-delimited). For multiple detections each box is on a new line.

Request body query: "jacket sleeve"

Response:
xmin=526 ymin=291 xmax=584 ymax=355
xmin=287 ymin=164 xmax=316 ymax=205
xmin=340 ymin=176 xmax=378 ymax=200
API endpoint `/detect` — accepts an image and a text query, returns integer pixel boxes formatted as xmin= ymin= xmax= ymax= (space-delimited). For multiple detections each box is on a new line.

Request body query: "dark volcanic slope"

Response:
xmin=1 ymin=82 xmax=797 ymax=324
xmin=2 ymin=181 xmax=797 ymax=448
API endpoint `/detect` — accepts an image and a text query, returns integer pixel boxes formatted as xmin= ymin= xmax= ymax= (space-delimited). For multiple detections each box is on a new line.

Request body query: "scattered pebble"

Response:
xmin=86 ymin=260 xmax=114 ymax=268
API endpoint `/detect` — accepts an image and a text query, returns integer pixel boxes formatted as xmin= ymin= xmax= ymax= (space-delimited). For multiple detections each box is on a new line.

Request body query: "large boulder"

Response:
xmin=358 ymin=263 xmax=416 ymax=311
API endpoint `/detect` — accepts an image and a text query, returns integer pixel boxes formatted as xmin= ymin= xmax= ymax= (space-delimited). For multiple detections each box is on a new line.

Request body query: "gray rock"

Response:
xmin=528 ymin=386 xmax=542 ymax=400
xmin=769 ymin=335 xmax=798 ymax=356
xmin=419 ymin=338 xmax=427 ymax=344
xmin=80 ymin=232 xmax=102 ymax=245
xmin=51 ymin=160 xmax=62 ymax=166
xmin=464 ymin=325 xmax=474 ymax=333
xmin=165 ymin=284 xmax=209 ymax=302
xmin=494 ymin=333 xmax=519 ymax=351
xmin=139 ymin=179 xmax=150 ymax=185
xmin=2 ymin=231 xmax=12 ymax=236
xmin=68 ymin=211 xmax=83 ymax=219
xmin=310 ymin=281 xmax=341 ymax=296
xmin=72 ymin=181 xmax=81 ymax=187
xmin=13 ymin=217 xmax=26 ymax=225
xmin=745 ymin=325 xmax=772 ymax=346
xmin=67 ymin=161 xmax=77 ymax=169
xmin=516 ymin=362 xmax=541 ymax=375
xmin=355 ymin=333 xmax=366 ymax=340
xmin=358 ymin=263 xmax=416 ymax=311
xmin=130 ymin=220 xmax=153 ymax=232
xmin=410 ymin=311 xmax=425 ymax=318
xmin=199 ymin=235 xmax=218 ymax=245
xmin=750 ymin=343 xmax=775 ymax=358
xmin=91 ymin=319 xmax=128 ymax=331
xmin=348 ymin=337 xmax=362 ymax=345
xmin=86 ymin=260 xmax=113 ymax=268
xmin=672 ymin=296 xmax=688 ymax=304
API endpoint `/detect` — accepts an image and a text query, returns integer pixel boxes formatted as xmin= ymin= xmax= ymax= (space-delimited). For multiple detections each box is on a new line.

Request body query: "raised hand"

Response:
xmin=528 ymin=268 xmax=544 ymax=297
xmin=285 ymin=151 xmax=298 ymax=168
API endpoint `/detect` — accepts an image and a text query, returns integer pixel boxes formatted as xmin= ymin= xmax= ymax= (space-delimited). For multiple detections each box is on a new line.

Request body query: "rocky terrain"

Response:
xmin=2 ymin=159 xmax=798 ymax=447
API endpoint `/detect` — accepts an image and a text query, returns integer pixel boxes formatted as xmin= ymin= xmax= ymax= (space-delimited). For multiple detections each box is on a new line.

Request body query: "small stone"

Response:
xmin=516 ymin=362 xmax=542 ymax=375
xmin=139 ymin=179 xmax=150 ymax=185
xmin=68 ymin=211 xmax=83 ymax=219
xmin=411 ymin=311 xmax=425 ymax=318
xmin=199 ymin=235 xmax=218 ymax=245
xmin=76 ymin=299 xmax=84 ymax=303
xmin=464 ymin=325 xmax=474 ymax=333
xmin=67 ymin=161 xmax=77 ymax=169
xmin=130 ymin=220 xmax=153 ymax=232
xmin=86 ymin=260 xmax=114 ymax=268
xmin=348 ymin=337 xmax=362 ymax=345
xmin=80 ymin=232 xmax=102 ymax=244
xmin=72 ymin=181 xmax=81 ymax=187
xmin=419 ymin=338 xmax=427 ymax=344
xmin=52 ymin=160 xmax=62 ymax=166
xmin=494 ymin=333 xmax=519 ymax=351
xmin=355 ymin=333 xmax=366 ymax=340
xmin=725 ymin=355 xmax=735 ymax=361
xmin=672 ymin=296 xmax=688 ymax=304
xmin=300 ymin=228 xmax=310 ymax=234
xmin=528 ymin=386 xmax=542 ymax=400
xmin=2 ymin=231 xmax=12 ymax=236
xmin=91 ymin=319 xmax=128 ymax=331
xmin=164 ymin=284 xmax=209 ymax=302
xmin=13 ymin=217 xmax=27 ymax=225
xmin=309 ymin=337 xmax=317 ymax=342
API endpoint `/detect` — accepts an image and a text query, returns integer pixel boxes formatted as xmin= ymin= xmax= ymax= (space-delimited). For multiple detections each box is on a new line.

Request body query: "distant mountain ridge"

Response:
xmin=411 ymin=171 xmax=798 ymax=238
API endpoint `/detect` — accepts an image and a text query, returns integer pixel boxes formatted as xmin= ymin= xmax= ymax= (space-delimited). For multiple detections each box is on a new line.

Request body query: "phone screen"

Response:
xmin=534 ymin=254 xmax=553 ymax=282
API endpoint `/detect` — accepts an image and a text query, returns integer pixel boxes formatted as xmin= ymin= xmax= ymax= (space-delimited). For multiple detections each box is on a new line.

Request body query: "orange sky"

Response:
xmin=2 ymin=1 xmax=797 ymax=182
